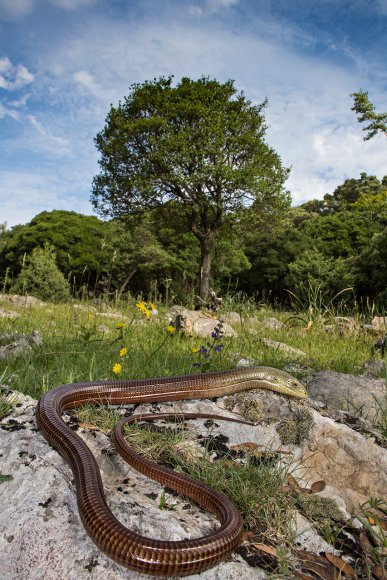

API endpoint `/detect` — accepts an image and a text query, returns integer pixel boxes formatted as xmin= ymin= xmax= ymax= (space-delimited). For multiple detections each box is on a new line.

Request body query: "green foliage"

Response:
xmin=12 ymin=244 xmax=71 ymax=302
xmin=286 ymin=248 xmax=353 ymax=299
xmin=351 ymin=90 xmax=387 ymax=140
xmin=326 ymin=172 xmax=386 ymax=213
xmin=92 ymin=75 xmax=289 ymax=299
xmin=0 ymin=211 xmax=113 ymax=292
xmin=351 ymin=227 xmax=387 ymax=307
xmin=298 ymin=209 xmax=379 ymax=259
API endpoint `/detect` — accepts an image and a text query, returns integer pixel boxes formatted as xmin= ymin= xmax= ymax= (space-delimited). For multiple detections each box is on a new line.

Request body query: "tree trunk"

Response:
xmin=199 ymin=234 xmax=214 ymax=302
xmin=117 ymin=267 xmax=138 ymax=301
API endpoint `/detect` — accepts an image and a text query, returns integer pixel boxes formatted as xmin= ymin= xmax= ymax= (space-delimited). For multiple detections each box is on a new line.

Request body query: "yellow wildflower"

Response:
xmin=119 ymin=347 xmax=128 ymax=357
xmin=149 ymin=301 xmax=156 ymax=311
xmin=166 ymin=325 xmax=176 ymax=334
xmin=116 ymin=322 xmax=125 ymax=329
xmin=136 ymin=301 xmax=151 ymax=319
xmin=112 ymin=363 xmax=122 ymax=374
xmin=191 ymin=347 xmax=199 ymax=353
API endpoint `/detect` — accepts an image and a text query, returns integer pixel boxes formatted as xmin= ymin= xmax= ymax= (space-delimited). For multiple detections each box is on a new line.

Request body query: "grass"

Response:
xmin=0 ymin=296 xmax=380 ymax=397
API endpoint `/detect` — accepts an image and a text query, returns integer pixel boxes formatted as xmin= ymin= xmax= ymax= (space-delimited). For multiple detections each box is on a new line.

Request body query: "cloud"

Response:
xmin=0 ymin=57 xmax=34 ymax=90
xmin=0 ymin=168 xmax=94 ymax=228
xmin=206 ymin=0 xmax=239 ymax=9
xmin=48 ymin=0 xmax=96 ymax=9
xmin=0 ymin=0 xmax=34 ymax=18
xmin=0 ymin=0 xmax=95 ymax=19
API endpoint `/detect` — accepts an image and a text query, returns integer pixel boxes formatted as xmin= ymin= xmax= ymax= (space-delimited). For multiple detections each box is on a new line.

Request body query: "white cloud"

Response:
xmin=0 ymin=0 xmax=34 ymax=18
xmin=39 ymin=14 xmax=386 ymax=202
xmin=375 ymin=0 xmax=387 ymax=14
xmin=0 ymin=0 xmax=94 ymax=18
xmin=0 ymin=169 xmax=94 ymax=227
xmin=48 ymin=0 xmax=95 ymax=9
xmin=206 ymin=0 xmax=239 ymax=8
xmin=0 ymin=57 xmax=34 ymax=90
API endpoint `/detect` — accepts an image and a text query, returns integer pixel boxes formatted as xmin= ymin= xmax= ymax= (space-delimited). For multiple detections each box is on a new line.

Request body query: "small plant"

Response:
xmin=158 ymin=492 xmax=177 ymax=511
xmin=286 ymin=284 xmax=353 ymax=328
xmin=191 ymin=322 xmax=224 ymax=372
xmin=0 ymin=372 xmax=18 ymax=419
xmin=110 ymin=302 xmax=176 ymax=375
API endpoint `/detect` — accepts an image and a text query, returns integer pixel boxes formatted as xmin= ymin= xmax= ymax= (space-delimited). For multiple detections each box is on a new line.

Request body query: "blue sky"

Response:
xmin=0 ymin=0 xmax=386 ymax=227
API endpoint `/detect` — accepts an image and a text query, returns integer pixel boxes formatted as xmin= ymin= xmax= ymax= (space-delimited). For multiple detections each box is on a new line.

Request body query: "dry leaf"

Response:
xmin=252 ymin=543 xmax=277 ymax=557
xmin=241 ymin=530 xmax=255 ymax=542
xmin=359 ymin=531 xmax=374 ymax=555
xmin=311 ymin=480 xmax=326 ymax=493
xmin=373 ymin=564 xmax=387 ymax=579
xmin=281 ymin=484 xmax=294 ymax=494
xmin=230 ymin=442 xmax=259 ymax=452
xmin=324 ymin=551 xmax=357 ymax=577
xmin=287 ymin=475 xmax=311 ymax=494
xmin=79 ymin=422 xmax=99 ymax=430
xmin=296 ymin=550 xmax=336 ymax=580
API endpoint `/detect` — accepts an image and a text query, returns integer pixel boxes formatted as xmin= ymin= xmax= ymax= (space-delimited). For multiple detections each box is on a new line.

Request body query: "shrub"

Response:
xmin=12 ymin=244 xmax=70 ymax=302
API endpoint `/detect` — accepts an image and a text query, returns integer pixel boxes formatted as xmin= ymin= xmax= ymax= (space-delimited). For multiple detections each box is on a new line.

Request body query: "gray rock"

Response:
xmin=306 ymin=370 xmax=387 ymax=423
xmin=371 ymin=316 xmax=387 ymax=332
xmin=219 ymin=311 xmax=242 ymax=325
xmin=169 ymin=306 xmax=236 ymax=338
xmin=261 ymin=338 xmax=306 ymax=359
xmin=0 ymin=331 xmax=43 ymax=360
xmin=260 ymin=317 xmax=284 ymax=330
xmin=0 ymin=294 xmax=45 ymax=307
xmin=0 ymin=307 xmax=20 ymax=320
xmin=363 ymin=359 xmax=386 ymax=378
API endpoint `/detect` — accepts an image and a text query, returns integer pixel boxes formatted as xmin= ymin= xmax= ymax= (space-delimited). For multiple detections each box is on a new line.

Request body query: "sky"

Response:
xmin=0 ymin=0 xmax=386 ymax=228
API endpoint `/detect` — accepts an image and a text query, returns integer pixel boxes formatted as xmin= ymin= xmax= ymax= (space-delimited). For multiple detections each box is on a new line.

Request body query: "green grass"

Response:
xmin=0 ymin=297 xmax=380 ymax=398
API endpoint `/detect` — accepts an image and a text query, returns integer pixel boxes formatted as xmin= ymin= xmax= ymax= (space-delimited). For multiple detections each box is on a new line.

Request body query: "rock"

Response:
xmin=0 ymin=307 xmax=20 ymax=320
xmin=260 ymin=317 xmax=284 ymax=330
xmin=363 ymin=359 xmax=386 ymax=378
xmin=220 ymin=311 xmax=242 ymax=325
xmin=168 ymin=306 xmax=236 ymax=338
xmin=371 ymin=316 xmax=387 ymax=332
xmin=306 ymin=371 xmax=387 ymax=423
xmin=0 ymin=294 xmax=45 ymax=307
xmin=73 ymin=303 xmax=97 ymax=312
xmin=283 ymin=363 xmax=314 ymax=378
xmin=260 ymin=338 xmax=306 ymax=359
xmin=295 ymin=408 xmax=387 ymax=513
xmin=96 ymin=324 xmax=110 ymax=334
xmin=235 ymin=356 xmax=257 ymax=367
xmin=0 ymin=331 xmax=43 ymax=360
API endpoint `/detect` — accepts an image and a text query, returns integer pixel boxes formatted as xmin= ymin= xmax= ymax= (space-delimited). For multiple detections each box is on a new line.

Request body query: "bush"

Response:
xmin=12 ymin=244 xmax=71 ymax=302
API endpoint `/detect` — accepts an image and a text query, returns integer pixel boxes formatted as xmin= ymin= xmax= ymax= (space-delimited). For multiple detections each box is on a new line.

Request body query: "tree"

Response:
xmin=91 ymin=76 xmax=289 ymax=301
xmin=351 ymin=91 xmax=387 ymax=140
xmin=12 ymin=244 xmax=70 ymax=302
xmin=324 ymin=172 xmax=384 ymax=213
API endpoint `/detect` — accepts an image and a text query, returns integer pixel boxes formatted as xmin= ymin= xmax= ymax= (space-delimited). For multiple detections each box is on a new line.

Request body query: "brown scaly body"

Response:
xmin=36 ymin=367 xmax=307 ymax=577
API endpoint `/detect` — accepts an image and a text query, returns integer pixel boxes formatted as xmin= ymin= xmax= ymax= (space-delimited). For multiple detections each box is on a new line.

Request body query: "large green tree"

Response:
xmin=91 ymin=76 xmax=289 ymax=301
